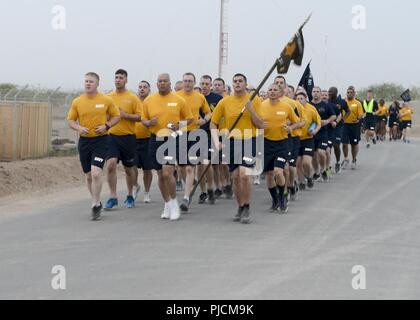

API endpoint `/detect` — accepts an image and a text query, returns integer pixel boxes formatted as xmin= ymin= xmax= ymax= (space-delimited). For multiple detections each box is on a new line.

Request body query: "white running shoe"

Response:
xmin=144 ymin=193 xmax=151 ymax=204
xmin=170 ymin=199 xmax=181 ymax=221
xmin=161 ymin=202 xmax=170 ymax=220
xmin=253 ymin=175 xmax=261 ymax=185
xmin=351 ymin=161 xmax=357 ymax=170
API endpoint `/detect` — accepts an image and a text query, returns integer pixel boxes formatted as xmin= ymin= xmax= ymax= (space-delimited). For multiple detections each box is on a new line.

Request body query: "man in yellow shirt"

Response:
xmin=295 ymin=91 xmax=322 ymax=190
xmin=399 ymin=102 xmax=414 ymax=143
xmin=176 ymin=73 xmax=212 ymax=212
xmin=275 ymin=76 xmax=306 ymax=201
xmin=375 ymin=99 xmax=388 ymax=142
xmin=142 ymin=73 xmax=193 ymax=221
xmin=133 ymin=80 xmax=153 ymax=204
xmin=105 ymin=69 xmax=142 ymax=210
xmin=343 ymin=86 xmax=364 ymax=170
xmin=257 ymin=83 xmax=300 ymax=213
xmin=210 ymin=73 xmax=263 ymax=224
xmin=67 ymin=72 xmax=121 ymax=220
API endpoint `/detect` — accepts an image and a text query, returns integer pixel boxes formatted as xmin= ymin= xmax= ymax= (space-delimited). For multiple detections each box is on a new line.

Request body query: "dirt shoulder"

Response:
xmin=0 ymin=156 xmax=85 ymax=202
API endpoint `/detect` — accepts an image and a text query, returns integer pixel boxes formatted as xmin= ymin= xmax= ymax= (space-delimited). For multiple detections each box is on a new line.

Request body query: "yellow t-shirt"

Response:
xmin=176 ymin=90 xmax=211 ymax=132
xmin=344 ymin=99 xmax=364 ymax=124
xmin=67 ymin=93 xmax=120 ymax=138
xmin=280 ymin=96 xmax=304 ymax=138
xmin=107 ymin=90 xmax=142 ymax=136
xmin=300 ymin=103 xmax=321 ymax=141
xmin=142 ymin=91 xmax=193 ymax=138
xmin=135 ymin=99 xmax=151 ymax=139
xmin=377 ymin=104 xmax=388 ymax=117
xmin=211 ymin=93 xmax=261 ymax=140
xmin=400 ymin=107 xmax=414 ymax=121
xmin=256 ymin=99 xmax=299 ymax=141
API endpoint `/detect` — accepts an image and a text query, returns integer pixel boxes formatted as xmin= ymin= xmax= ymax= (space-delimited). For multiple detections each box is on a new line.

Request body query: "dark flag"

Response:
xmin=298 ymin=62 xmax=314 ymax=101
xmin=276 ymin=14 xmax=311 ymax=74
xmin=400 ymin=89 xmax=412 ymax=102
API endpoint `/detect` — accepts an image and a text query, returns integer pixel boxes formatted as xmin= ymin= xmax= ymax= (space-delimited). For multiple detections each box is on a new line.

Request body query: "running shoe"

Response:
xmin=104 ymin=198 xmax=118 ymax=210
xmin=124 ymin=196 xmax=135 ymax=208
xmin=91 ymin=202 xmax=103 ymax=221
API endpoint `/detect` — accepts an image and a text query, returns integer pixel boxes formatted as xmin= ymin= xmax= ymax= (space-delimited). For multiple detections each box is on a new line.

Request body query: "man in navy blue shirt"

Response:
xmin=197 ymin=75 xmax=223 ymax=205
xmin=328 ymin=87 xmax=350 ymax=173
xmin=311 ymin=87 xmax=337 ymax=182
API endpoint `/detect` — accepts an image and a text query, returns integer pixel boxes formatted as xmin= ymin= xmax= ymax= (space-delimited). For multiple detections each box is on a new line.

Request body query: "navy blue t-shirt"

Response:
xmin=330 ymin=97 xmax=349 ymax=126
xmin=312 ymin=101 xmax=336 ymax=136
xmin=201 ymin=92 xmax=223 ymax=132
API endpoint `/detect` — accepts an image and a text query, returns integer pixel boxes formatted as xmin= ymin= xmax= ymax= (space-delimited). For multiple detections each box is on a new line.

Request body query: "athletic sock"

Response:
xmin=268 ymin=187 xmax=278 ymax=203
xmin=277 ymin=186 xmax=285 ymax=200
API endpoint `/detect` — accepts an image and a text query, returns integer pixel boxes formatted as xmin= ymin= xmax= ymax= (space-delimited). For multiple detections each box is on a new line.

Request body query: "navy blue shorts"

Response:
xmin=78 ymin=136 xmax=108 ymax=174
xmin=227 ymin=138 xmax=256 ymax=173
xmin=314 ymin=132 xmax=329 ymax=151
xmin=401 ymin=120 xmax=412 ymax=129
xmin=333 ymin=125 xmax=343 ymax=145
xmin=342 ymin=124 xmax=361 ymax=145
xmin=364 ymin=115 xmax=376 ymax=131
xmin=136 ymin=138 xmax=153 ymax=171
xmin=107 ymin=134 xmax=137 ymax=168
xmin=263 ymin=139 xmax=290 ymax=172
xmin=299 ymin=139 xmax=315 ymax=157
xmin=149 ymin=135 xmax=179 ymax=171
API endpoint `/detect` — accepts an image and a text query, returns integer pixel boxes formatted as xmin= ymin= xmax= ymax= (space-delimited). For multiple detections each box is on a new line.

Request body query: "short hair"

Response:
xmin=201 ymin=75 xmax=212 ymax=82
xmin=296 ymin=91 xmax=307 ymax=98
xmin=275 ymin=75 xmax=286 ymax=81
xmin=313 ymin=86 xmax=322 ymax=91
xmin=213 ymin=78 xmax=225 ymax=85
xmin=85 ymin=72 xmax=100 ymax=82
xmin=367 ymin=89 xmax=373 ymax=94
xmin=183 ymin=72 xmax=196 ymax=82
xmin=140 ymin=80 xmax=150 ymax=88
xmin=288 ymin=85 xmax=295 ymax=92
xmin=379 ymin=99 xmax=385 ymax=104
xmin=348 ymin=86 xmax=355 ymax=91
xmin=115 ymin=69 xmax=128 ymax=77
xmin=233 ymin=73 xmax=247 ymax=83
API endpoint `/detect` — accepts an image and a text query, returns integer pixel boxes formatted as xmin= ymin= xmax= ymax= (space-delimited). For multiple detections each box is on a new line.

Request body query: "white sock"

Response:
xmin=164 ymin=202 xmax=170 ymax=211
xmin=183 ymin=196 xmax=189 ymax=202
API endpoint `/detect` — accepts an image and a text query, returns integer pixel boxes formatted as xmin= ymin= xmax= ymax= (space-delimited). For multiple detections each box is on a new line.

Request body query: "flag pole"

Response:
xmin=188 ymin=14 xmax=312 ymax=201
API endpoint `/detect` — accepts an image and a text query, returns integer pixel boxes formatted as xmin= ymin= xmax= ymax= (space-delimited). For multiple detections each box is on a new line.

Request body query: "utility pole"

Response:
xmin=218 ymin=0 xmax=229 ymax=78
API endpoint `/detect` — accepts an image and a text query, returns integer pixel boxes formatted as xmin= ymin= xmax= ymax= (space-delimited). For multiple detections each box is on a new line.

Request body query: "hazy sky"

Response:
xmin=1 ymin=0 xmax=419 ymax=94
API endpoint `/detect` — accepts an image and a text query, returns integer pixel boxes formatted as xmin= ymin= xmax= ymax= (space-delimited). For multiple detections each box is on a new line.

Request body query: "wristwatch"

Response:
xmin=105 ymin=123 xmax=110 ymax=131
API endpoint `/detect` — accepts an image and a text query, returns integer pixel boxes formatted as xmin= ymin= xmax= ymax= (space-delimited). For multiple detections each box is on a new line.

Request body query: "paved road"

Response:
xmin=1 ymin=139 xmax=420 ymax=300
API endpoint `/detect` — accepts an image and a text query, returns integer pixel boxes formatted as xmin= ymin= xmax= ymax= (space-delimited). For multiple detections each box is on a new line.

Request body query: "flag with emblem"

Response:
xmin=400 ymin=89 xmax=412 ymax=102
xmin=298 ymin=62 xmax=314 ymax=101
xmin=276 ymin=14 xmax=310 ymax=74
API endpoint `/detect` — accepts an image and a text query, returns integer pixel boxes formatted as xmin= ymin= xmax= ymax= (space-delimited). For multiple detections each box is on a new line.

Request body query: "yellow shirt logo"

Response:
xmin=168 ymin=103 xmax=178 ymax=107
xmin=95 ymin=104 xmax=105 ymax=109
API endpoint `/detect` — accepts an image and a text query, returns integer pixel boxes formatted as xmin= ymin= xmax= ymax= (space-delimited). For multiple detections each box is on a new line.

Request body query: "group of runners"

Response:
xmin=67 ymin=69 xmax=414 ymax=223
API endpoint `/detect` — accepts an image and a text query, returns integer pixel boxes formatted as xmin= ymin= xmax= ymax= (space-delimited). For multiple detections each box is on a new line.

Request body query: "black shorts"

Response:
xmin=333 ymin=125 xmax=343 ymax=145
xmin=177 ymin=131 xmax=209 ymax=166
xmin=78 ymin=136 xmax=108 ymax=174
xmin=287 ymin=136 xmax=300 ymax=168
xmin=263 ymin=139 xmax=289 ymax=172
xmin=401 ymin=120 xmax=412 ymax=129
xmin=107 ymin=134 xmax=137 ymax=168
xmin=364 ymin=115 xmax=376 ymax=131
xmin=342 ymin=123 xmax=361 ymax=145
xmin=299 ymin=139 xmax=315 ymax=157
xmin=149 ymin=134 xmax=179 ymax=171
xmin=314 ymin=132 xmax=329 ymax=151
xmin=227 ymin=138 xmax=256 ymax=173
xmin=389 ymin=118 xmax=399 ymax=128
xmin=136 ymin=138 xmax=153 ymax=171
